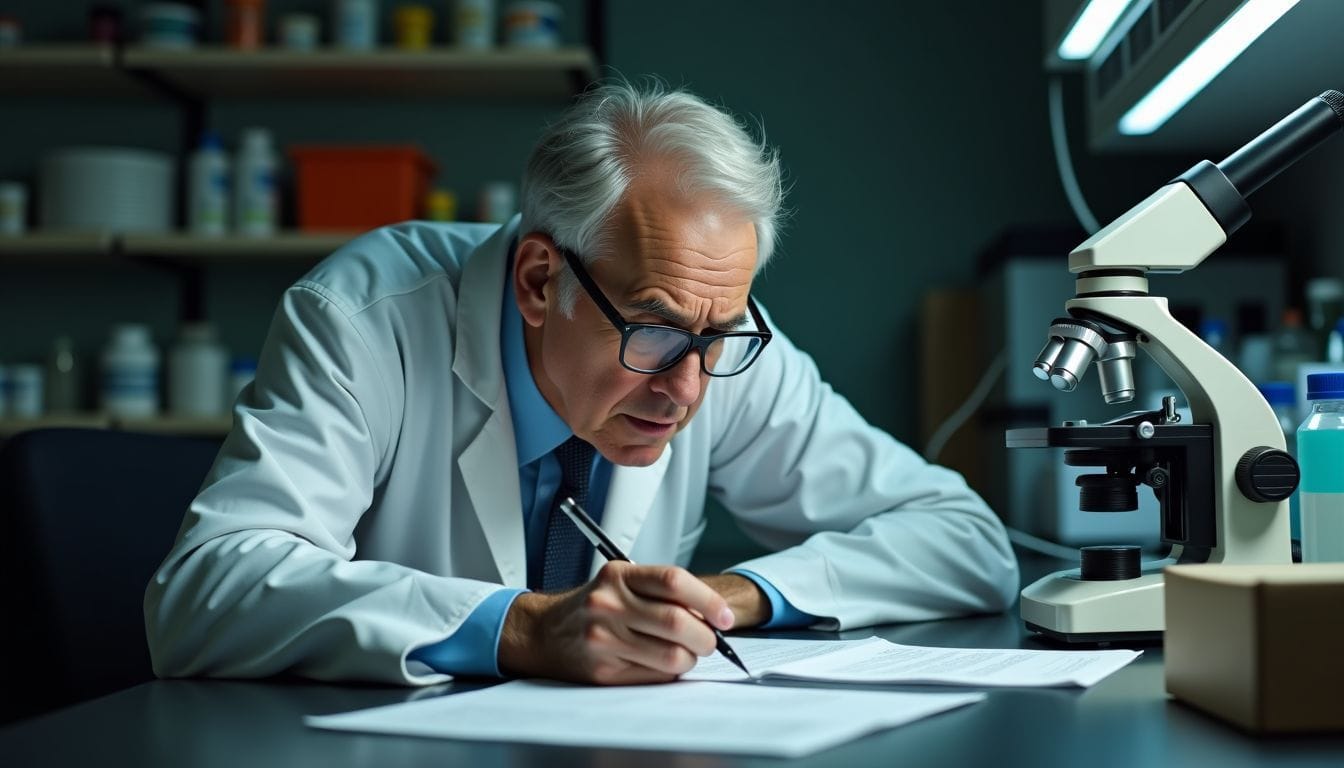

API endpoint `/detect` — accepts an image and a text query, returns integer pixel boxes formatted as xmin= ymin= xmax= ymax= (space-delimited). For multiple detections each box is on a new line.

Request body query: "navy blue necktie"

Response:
xmin=537 ymin=436 xmax=597 ymax=591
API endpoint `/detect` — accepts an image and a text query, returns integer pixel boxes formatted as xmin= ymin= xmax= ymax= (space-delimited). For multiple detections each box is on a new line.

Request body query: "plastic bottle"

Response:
xmin=189 ymin=132 xmax=231 ymax=237
xmin=424 ymin=188 xmax=456 ymax=221
xmin=102 ymin=324 xmax=160 ymax=418
xmin=169 ymin=322 xmax=228 ymax=417
xmin=225 ymin=0 xmax=266 ymax=49
xmin=1326 ymin=318 xmax=1344 ymax=365
xmin=234 ymin=128 xmax=278 ymax=236
xmin=1298 ymin=372 xmax=1344 ymax=563
xmin=1272 ymin=308 xmax=1316 ymax=383
xmin=334 ymin=0 xmax=379 ymax=50
xmin=44 ymin=335 xmax=81 ymax=413
xmin=8 ymin=364 xmax=43 ymax=417
xmin=453 ymin=0 xmax=494 ymax=49
xmin=0 ymin=180 xmax=26 ymax=235
xmin=394 ymin=4 xmax=434 ymax=49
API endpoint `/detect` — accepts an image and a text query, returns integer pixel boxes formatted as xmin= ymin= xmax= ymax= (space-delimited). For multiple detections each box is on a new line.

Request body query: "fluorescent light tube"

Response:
xmin=1058 ymin=0 xmax=1134 ymax=60
xmin=1119 ymin=0 xmax=1300 ymax=134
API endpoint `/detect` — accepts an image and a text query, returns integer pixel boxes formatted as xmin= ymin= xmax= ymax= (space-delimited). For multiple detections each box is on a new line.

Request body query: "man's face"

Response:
xmin=517 ymin=179 xmax=759 ymax=467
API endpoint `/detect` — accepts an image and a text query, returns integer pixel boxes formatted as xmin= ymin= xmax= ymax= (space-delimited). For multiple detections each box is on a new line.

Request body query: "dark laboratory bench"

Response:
xmin=2 ymin=553 xmax=1342 ymax=768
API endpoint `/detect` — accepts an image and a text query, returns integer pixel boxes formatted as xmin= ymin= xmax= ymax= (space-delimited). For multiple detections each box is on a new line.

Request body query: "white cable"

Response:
xmin=922 ymin=349 xmax=1007 ymax=463
xmin=1048 ymin=75 xmax=1101 ymax=235
xmin=1005 ymin=527 xmax=1083 ymax=561
xmin=919 ymin=350 xmax=1080 ymax=561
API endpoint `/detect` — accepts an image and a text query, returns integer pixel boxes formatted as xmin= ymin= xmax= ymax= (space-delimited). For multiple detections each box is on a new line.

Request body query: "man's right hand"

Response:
xmin=497 ymin=561 xmax=736 ymax=684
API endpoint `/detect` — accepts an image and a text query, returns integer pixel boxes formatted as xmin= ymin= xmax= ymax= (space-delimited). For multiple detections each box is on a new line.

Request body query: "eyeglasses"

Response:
xmin=558 ymin=245 xmax=772 ymax=377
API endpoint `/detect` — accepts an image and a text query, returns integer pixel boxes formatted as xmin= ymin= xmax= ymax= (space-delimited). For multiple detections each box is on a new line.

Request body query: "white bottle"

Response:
xmin=234 ymin=127 xmax=278 ymax=237
xmin=8 ymin=364 xmax=43 ymax=418
xmin=189 ymin=132 xmax=231 ymax=236
xmin=169 ymin=322 xmax=229 ymax=417
xmin=102 ymin=324 xmax=160 ymax=418
xmin=334 ymin=0 xmax=379 ymax=50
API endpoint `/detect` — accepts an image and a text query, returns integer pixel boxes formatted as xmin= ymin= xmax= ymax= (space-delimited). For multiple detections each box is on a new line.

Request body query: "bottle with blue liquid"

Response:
xmin=1298 ymin=372 xmax=1344 ymax=562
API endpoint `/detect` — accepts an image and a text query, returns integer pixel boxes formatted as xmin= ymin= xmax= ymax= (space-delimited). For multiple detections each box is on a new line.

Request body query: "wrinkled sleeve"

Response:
xmin=707 ymin=312 xmax=1019 ymax=630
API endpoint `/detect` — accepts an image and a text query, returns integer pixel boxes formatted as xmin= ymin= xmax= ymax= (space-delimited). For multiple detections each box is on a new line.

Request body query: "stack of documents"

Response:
xmin=685 ymin=635 xmax=1141 ymax=687
xmin=306 ymin=637 xmax=1141 ymax=757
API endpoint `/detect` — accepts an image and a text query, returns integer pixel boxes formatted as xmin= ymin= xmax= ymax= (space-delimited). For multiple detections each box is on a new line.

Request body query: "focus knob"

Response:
xmin=1235 ymin=446 xmax=1299 ymax=502
xmin=1080 ymin=545 xmax=1141 ymax=581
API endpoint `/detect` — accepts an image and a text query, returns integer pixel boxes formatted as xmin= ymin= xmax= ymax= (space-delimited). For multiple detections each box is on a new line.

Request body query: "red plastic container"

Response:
xmin=289 ymin=145 xmax=437 ymax=231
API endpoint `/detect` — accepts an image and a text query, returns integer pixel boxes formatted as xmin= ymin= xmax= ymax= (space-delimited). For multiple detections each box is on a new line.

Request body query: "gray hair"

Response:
xmin=519 ymin=78 xmax=786 ymax=317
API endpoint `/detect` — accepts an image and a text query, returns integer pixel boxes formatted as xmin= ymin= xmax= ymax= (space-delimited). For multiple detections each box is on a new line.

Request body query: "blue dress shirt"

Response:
xmin=409 ymin=251 xmax=814 ymax=676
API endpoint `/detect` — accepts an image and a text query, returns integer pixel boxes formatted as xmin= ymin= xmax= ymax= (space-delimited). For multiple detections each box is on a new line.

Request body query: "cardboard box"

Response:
xmin=1165 ymin=563 xmax=1344 ymax=733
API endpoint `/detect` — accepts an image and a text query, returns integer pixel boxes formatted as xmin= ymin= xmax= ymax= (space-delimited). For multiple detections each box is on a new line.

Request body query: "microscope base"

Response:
xmin=1020 ymin=568 xmax=1166 ymax=643
xmin=1024 ymin=622 xmax=1161 ymax=645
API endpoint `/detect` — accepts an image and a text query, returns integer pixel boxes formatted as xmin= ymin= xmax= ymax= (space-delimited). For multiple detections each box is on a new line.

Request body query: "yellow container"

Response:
xmin=394 ymin=4 xmax=435 ymax=49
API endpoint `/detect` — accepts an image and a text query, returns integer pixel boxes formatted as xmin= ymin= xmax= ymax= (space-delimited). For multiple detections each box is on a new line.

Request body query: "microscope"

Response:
xmin=1007 ymin=90 xmax=1344 ymax=643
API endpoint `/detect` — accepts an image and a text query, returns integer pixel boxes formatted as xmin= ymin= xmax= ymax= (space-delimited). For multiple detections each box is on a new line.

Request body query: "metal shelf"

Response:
xmin=0 ymin=232 xmax=115 ymax=261
xmin=122 ymin=232 xmax=358 ymax=262
xmin=0 ymin=414 xmax=232 ymax=438
xmin=0 ymin=231 xmax=355 ymax=263
xmin=121 ymin=46 xmax=599 ymax=101
xmin=0 ymin=45 xmax=154 ymax=97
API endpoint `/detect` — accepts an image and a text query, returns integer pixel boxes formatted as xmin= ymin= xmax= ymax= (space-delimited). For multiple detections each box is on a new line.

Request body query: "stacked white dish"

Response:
xmin=40 ymin=148 xmax=175 ymax=233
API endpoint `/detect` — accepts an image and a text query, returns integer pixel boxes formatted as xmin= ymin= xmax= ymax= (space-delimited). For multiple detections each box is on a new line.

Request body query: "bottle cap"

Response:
xmin=1306 ymin=372 xmax=1344 ymax=400
xmin=1257 ymin=381 xmax=1295 ymax=406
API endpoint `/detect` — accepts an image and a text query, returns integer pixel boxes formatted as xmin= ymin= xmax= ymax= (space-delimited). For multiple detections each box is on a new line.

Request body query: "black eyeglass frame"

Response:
xmin=557 ymin=245 xmax=773 ymax=377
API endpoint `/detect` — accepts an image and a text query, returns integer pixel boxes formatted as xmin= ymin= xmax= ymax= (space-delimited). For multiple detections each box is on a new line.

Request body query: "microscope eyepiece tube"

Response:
xmin=1218 ymin=90 xmax=1344 ymax=199
xmin=1032 ymin=337 xmax=1065 ymax=381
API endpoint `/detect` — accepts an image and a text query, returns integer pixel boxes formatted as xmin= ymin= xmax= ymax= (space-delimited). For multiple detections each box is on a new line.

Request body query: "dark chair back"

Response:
xmin=0 ymin=428 xmax=221 ymax=723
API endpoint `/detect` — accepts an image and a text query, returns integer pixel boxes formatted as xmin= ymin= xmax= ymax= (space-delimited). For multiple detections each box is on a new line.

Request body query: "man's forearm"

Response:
xmin=698 ymin=573 xmax=770 ymax=628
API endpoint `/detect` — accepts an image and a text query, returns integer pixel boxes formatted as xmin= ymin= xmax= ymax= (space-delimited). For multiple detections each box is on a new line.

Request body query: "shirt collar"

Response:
xmin=501 ymin=246 xmax=573 ymax=467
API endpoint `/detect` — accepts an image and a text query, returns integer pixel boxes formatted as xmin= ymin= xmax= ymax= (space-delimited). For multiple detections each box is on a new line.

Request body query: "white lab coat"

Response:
xmin=144 ymin=217 xmax=1019 ymax=685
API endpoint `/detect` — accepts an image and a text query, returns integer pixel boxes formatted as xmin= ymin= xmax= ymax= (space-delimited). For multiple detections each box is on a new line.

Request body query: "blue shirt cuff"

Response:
xmin=407 ymin=588 xmax=525 ymax=677
xmin=728 ymin=568 xmax=819 ymax=629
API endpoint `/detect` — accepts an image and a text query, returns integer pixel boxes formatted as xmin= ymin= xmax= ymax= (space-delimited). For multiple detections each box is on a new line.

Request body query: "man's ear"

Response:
xmin=513 ymin=233 xmax=562 ymax=328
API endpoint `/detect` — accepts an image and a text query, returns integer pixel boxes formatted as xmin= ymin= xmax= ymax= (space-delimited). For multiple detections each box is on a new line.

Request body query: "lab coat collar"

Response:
xmin=452 ymin=215 xmax=520 ymax=408
xmin=454 ymin=215 xmax=527 ymax=585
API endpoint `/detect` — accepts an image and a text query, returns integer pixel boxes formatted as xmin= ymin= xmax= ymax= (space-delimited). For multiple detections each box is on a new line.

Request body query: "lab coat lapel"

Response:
xmin=459 ymin=408 xmax=527 ymax=587
xmin=453 ymin=216 xmax=527 ymax=587
xmin=591 ymin=444 xmax=672 ymax=577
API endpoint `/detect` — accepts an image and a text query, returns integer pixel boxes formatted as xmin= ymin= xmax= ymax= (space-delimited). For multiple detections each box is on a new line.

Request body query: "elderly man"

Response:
xmin=146 ymin=81 xmax=1018 ymax=686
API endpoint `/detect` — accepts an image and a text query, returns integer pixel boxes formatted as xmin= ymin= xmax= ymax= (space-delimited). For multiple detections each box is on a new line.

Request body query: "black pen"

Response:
xmin=559 ymin=496 xmax=753 ymax=678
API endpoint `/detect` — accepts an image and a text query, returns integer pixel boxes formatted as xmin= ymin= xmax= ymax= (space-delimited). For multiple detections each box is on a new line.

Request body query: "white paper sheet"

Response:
xmin=305 ymin=680 xmax=985 ymax=758
xmin=687 ymin=636 xmax=1141 ymax=688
